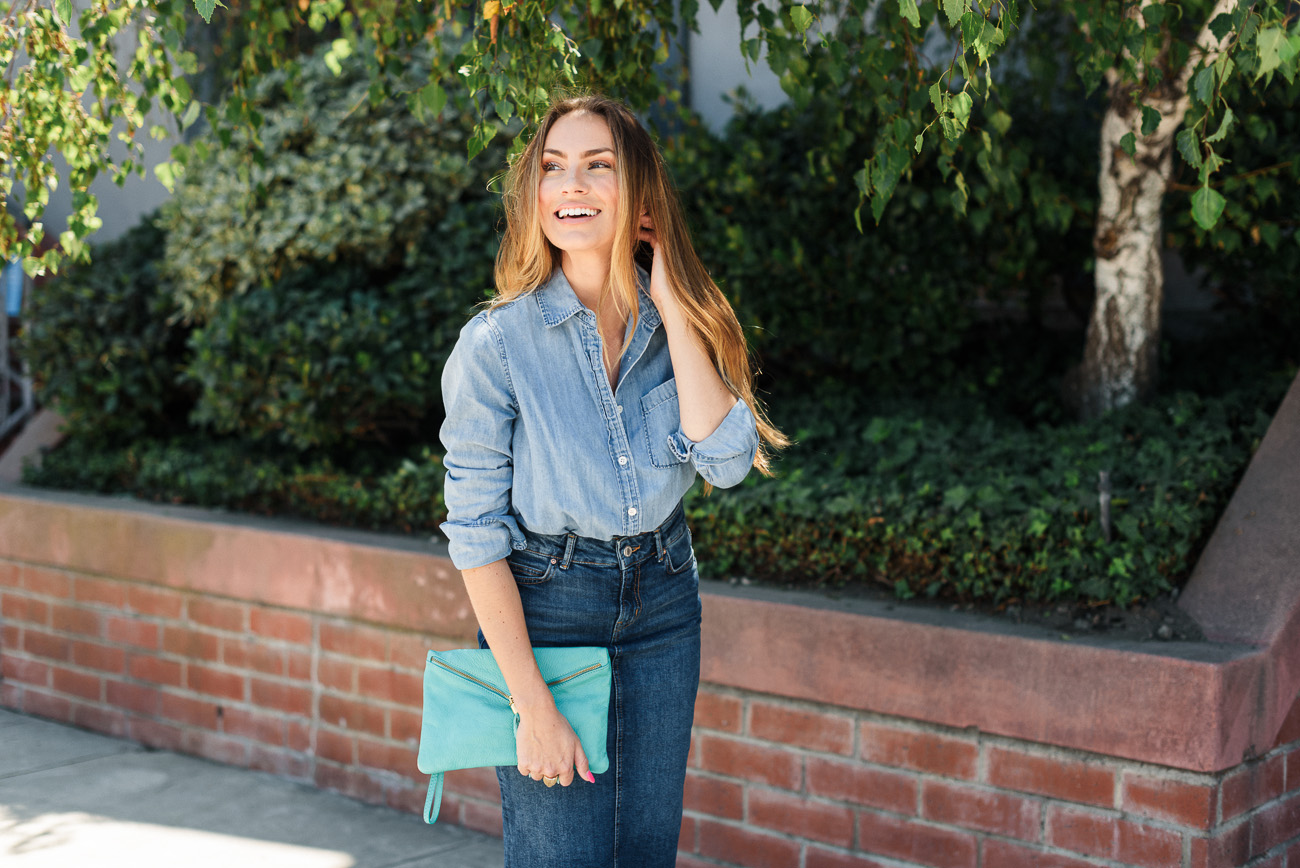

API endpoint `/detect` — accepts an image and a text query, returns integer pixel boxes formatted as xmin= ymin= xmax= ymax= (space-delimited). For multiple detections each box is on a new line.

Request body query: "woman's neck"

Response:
xmin=561 ymin=250 xmax=613 ymax=311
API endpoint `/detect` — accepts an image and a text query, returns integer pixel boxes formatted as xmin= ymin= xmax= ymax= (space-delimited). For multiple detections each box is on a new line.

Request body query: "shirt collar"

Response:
xmin=535 ymin=265 xmax=661 ymax=331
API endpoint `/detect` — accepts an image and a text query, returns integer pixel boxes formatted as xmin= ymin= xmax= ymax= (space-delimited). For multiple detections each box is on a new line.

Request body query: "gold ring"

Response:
xmin=543 ymin=775 xmax=559 ymax=787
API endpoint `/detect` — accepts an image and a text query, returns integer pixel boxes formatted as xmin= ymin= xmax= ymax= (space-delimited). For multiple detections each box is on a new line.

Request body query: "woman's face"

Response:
xmin=537 ymin=111 xmax=619 ymax=262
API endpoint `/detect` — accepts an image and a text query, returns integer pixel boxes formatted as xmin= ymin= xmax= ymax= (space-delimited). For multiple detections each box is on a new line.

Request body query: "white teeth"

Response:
xmin=558 ymin=207 xmax=598 ymax=218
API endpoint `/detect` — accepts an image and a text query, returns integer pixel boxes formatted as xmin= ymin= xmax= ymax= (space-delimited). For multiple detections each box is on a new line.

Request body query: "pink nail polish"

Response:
xmin=584 ymin=771 xmax=595 ymax=783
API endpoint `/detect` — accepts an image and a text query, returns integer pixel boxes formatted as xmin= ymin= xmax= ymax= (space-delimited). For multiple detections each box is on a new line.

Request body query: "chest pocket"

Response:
xmin=640 ymin=378 xmax=689 ymax=469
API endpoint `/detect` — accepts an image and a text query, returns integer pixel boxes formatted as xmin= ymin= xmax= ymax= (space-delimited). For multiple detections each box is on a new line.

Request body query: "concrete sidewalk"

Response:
xmin=0 ymin=708 xmax=504 ymax=867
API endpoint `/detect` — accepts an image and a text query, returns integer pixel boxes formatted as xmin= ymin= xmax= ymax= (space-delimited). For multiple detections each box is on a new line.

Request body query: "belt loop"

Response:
xmin=654 ymin=526 xmax=665 ymax=562
xmin=560 ymin=533 xmax=577 ymax=569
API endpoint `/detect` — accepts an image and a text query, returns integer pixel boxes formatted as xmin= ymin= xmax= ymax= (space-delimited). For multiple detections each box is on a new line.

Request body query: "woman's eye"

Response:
xmin=590 ymin=160 xmax=612 ymax=170
xmin=542 ymin=161 xmax=562 ymax=171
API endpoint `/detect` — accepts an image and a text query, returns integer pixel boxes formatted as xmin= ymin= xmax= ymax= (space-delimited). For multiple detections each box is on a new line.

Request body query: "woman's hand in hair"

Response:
xmin=638 ymin=212 xmax=679 ymax=319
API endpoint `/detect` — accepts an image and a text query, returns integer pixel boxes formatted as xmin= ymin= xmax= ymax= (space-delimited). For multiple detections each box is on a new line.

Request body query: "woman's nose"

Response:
xmin=561 ymin=167 xmax=587 ymax=193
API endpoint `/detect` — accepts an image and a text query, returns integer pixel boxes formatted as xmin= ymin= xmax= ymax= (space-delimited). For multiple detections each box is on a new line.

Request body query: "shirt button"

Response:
xmin=622 ymin=545 xmax=632 ymax=557
xmin=616 ymin=405 xmax=623 ymax=414
xmin=627 ymin=507 xmax=637 ymax=517
xmin=618 ymin=456 xmax=628 ymax=466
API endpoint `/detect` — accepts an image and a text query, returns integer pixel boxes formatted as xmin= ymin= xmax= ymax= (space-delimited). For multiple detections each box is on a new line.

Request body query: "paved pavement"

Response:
xmin=0 ymin=708 xmax=505 ymax=867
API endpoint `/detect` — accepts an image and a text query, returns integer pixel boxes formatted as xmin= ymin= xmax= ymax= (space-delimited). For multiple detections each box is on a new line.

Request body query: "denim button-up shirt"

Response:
xmin=439 ymin=268 xmax=760 ymax=571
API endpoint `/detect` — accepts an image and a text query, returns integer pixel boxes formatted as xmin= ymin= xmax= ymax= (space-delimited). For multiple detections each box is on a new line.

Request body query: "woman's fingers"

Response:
xmin=574 ymin=742 xmax=594 ymax=784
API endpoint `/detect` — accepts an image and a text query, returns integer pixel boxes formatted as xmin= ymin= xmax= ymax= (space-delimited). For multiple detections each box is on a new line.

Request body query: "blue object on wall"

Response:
xmin=3 ymin=258 xmax=22 ymax=317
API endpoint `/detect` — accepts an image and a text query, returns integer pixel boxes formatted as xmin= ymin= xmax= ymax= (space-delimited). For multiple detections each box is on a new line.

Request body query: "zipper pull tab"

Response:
xmin=508 ymin=695 xmax=520 ymax=733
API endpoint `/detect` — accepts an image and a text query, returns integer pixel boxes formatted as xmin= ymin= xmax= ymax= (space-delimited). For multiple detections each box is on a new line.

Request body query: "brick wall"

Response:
xmin=3 ymin=552 xmax=1299 ymax=867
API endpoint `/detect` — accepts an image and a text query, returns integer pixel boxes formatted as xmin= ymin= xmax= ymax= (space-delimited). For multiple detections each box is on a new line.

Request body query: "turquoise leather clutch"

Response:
xmin=416 ymin=646 xmax=612 ymax=823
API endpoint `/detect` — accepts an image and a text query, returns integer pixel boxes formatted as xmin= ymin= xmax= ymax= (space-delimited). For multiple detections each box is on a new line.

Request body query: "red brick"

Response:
xmin=751 ymin=702 xmax=853 ymax=756
xmin=390 ymin=708 xmax=422 ymax=744
xmin=287 ymin=650 xmax=311 ymax=682
xmin=23 ymin=628 xmax=73 ymax=662
xmin=1289 ymin=749 xmax=1300 ymax=794
xmin=51 ymin=666 xmax=101 ymax=702
xmin=1046 ymin=806 xmax=1113 ymax=860
xmin=749 ymin=787 xmax=854 ymax=847
xmin=222 ymin=707 xmax=285 ymax=746
xmin=71 ymin=701 xmax=128 ymax=738
xmin=1 ymin=623 xmax=20 ymax=650
xmin=127 ymin=585 xmax=184 ymax=619
xmin=320 ymin=693 xmax=386 ymax=736
xmin=1122 ymin=772 xmax=1214 ymax=829
xmin=105 ymin=616 xmax=159 ymax=649
xmin=856 ymin=810 xmax=977 ymax=868
xmin=805 ymin=847 xmax=891 ymax=868
xmin=444 ymin=766 xmax=503 ymax=803
xmin=319 ymin=657 xmax=355 ymax=692
xmin=357 ymin=736 xmax=419 ymax=778
xmin=806 ymin=756 xmax=917 ymax=814
xmin=859 ymin=722 xmax=977 ymax=779
xmin=106 ymin=680 xmax=160 ymax=716
xmin=287 ymin=719 xmax=312 ymax=752
xmin=2 ymin=654 xmax=50 ymax=685
xmin=1117 ymin=819 xmax=1182 ymax=868
xmin=249 ymin=609 xmax=312 ymax=645
xmin=0 ymin=681 xmax=22 ymax=708
xmin=1251 ymin=791 xmax=1300 ymax=857
xmin=162 ymin=626 xmax=220 ymax=661
xmin=22 ymin=567 xmax=71 ymax=598
xmin=70 ymin=639 xmax=125 ymax=674
xmin=388 ymin=633 xmax=435 ymax=668
xmin=357 ymin=664 xmax=422 ymax=707
xmin=187 ymin=598 xmax=246 ymax=632
xmin=159 ymin=691 xmax=220 ymax=730
xmin=23 ymin=689 xmax=73 ymax=722
xmin=696 ymin=735 xmax=802 ymax=790
xmin=683 ymin=772 xmax=743 ymax=820
xmin=250 ymin=677 xmax=312 ymax=717
xmin=249 ymin=746 xmax=310 ymax=780
xmin=981 ymin=839 xmax=1106 ymax=868
xmin=1 ymin=592 xmax=48 ymax=625
xmin=988 ymin=747 xmax=1115 ymax=808
xmin=315 ymin=763 xmax=386 ymax=806
xmin=186 ymin=663 xmax=245 ymax=702
xmin=0 ymin=562 xmax=18 ymax=588
xmin=179 ymin=729 xmax=247 ymax=766
xmin=694 ymin=689 xmax=742 ymax=733
xmin=460 ymin=798 xmax=504 ymax=837
xmin=1221 ymin=755 xmax=1286 ymax=820
xmin=128 ymin=655 xmax=183 ymax=687
xmin=48 ymin=604 xmax=102 ymax=637
xmin=1188 ymin=821 xmax=1252 ymax=868
xmin=679 ymin=815 xmax=696 ymax=856
xmin=698 ymin=819 xmax=801 ymax=868
xmin=922 ymin=779 xmax=1040 ymax=841
xmin=73 ymin=578 xmax=127 ymax=608
xmin=221 ymin=638 xmax=285 ymax=676
xmin=315 ymin=728 xmax=356 ymax=765
xmin=131 ymin=717 xmax=183 ymax=752
xmin=320 ymin=622 xmax=388 ymax=662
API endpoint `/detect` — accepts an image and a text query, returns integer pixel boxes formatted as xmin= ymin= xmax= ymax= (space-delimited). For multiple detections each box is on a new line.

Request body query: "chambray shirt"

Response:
xmin=439 ymin=267 xmax=760 ymax=571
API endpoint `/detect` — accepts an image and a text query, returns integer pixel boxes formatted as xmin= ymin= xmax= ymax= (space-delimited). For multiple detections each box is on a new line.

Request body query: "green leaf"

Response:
xmin=942 ymin=0 xmax=964 ymax=29
xmin=950 ymin=91 xmax=973 ymax=131
xmin=989 ymin=109 xmax=1012 ymax=136
xmin=181 ymin=101 xmax=201 ymax=129
xmin=1193 ymin=66 xmax=1216 ymax=104
xmin=193 ymin=0 xmax=218 ymax=24
xmin=914 ymin=133 xmax=924 ymax=154
xmin=1139 ymin=105 xmax=1160 ymax=136
xmin=155 ymin=161 xmax=177 ymax=193
xmin=929 ymin=82 xmax=943 ymax=112
xmin=1191 ymin=186 xmax=1226 ymax=231
xmin=1208 ymin=12 xmax=1235 ymax=43
xmin=419 ymin=82 xmax=448 ymax=119
xmin=790 ymin=5 xmax=813 ymax=33
xmin=1256 ymin=27 xmax=1286 ymax=79
xmin=1119 ymin=132 xmax=1136 ymax=158
xmin=55 ymin=0 xmax=72 ymax=25
xmin=1176 ymin=129 xmax=1202 ymax=168
xmin=899 ymin=0 xmax=920 ymax=28
xmin=1205 ymin=107 xmax=1234 ymax=144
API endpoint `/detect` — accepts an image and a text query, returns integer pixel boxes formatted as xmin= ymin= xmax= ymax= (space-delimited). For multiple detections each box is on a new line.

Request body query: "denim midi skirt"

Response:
xmin=482 ymin=501 xmax=701 ymax=868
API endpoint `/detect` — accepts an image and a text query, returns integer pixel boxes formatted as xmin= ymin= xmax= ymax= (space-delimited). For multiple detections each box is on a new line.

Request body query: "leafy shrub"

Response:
xmin=160 ymin=40 xmax=507 ymax=324
xmin=20 ymin=214 xmax=193 ymax=441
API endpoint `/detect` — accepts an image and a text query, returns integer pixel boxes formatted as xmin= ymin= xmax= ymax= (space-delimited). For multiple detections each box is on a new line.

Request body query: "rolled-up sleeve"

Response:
xmin=667 ymin=397 xmax=760 ymax=489
xmin=438 ymin=314 xmax=524 ymax=571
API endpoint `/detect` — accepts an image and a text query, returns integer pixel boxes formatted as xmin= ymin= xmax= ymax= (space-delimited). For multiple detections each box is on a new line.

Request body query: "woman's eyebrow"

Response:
xmin=542 ymin=147 xmax=615 ymax=158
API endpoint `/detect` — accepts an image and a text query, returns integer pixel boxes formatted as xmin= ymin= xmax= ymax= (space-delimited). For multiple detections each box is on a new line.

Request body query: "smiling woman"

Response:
xmin=434 ymin=94 xmax=787 ymax=868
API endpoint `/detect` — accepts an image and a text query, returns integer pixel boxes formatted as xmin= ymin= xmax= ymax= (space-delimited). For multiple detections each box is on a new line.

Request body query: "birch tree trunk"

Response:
xmin=1070 ymin=0 xmax=1236 ymax=419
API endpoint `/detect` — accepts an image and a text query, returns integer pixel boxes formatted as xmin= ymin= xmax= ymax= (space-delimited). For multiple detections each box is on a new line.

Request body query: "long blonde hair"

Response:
xmin=493 ymin=94 xmax=788 ymax=476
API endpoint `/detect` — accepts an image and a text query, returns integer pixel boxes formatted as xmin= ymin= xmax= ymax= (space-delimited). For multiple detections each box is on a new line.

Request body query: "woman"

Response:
xmin=439 ymin=94 xmax=786 ymax=867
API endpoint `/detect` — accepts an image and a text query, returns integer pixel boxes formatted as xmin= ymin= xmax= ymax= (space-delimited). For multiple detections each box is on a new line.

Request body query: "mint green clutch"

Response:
xmin=416 ymin=646 xmax=612 ymax=824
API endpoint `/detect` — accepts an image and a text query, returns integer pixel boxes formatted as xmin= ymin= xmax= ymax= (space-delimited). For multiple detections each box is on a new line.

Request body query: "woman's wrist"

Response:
xmin=509 ymin=681 xmax=557 ymax=715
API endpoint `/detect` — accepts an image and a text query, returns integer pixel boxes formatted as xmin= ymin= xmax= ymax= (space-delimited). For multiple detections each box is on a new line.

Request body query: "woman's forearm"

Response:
xmin=658 ymin=301 xmax=737 ymax=443
xmin=460 ymin=559 xmax=554 ymax=712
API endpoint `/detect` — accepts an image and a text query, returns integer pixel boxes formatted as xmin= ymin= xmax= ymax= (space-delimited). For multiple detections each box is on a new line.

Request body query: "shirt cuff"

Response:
xmin=439 ymin=514 xmax=527 ymax=572
xmin=667 ymin=397 xmax=758 ymax=466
